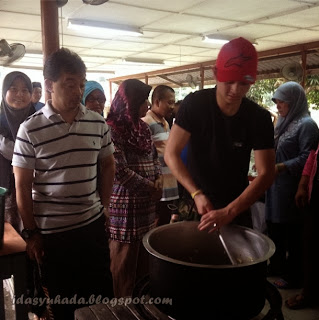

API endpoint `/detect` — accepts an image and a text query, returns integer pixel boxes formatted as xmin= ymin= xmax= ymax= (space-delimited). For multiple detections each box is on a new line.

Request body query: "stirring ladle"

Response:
xmin=217 ymin=228 xmax=237 ymax=265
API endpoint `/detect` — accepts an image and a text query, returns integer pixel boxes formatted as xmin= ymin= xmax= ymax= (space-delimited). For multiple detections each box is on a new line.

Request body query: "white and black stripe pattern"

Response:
xmin=12 ymin=103 xmax=114 ymax=234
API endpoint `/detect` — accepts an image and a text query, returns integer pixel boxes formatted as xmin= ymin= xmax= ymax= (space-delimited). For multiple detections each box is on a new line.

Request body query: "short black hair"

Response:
xmin=43 ymin=47 xmax=86 ymax=81
xmin=32 ymin=82 xmax=42 ymax=89
xmin=151 ymin=85 xmax=175 ymax=105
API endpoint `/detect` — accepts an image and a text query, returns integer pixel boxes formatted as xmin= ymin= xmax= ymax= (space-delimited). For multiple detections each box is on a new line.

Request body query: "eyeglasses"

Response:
xmin=86 ymin=96 xmax=106 ymax=104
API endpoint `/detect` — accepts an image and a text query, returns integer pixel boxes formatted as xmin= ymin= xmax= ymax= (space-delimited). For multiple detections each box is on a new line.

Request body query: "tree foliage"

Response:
xmin=247 ymin=75 xmax=319 ymax=110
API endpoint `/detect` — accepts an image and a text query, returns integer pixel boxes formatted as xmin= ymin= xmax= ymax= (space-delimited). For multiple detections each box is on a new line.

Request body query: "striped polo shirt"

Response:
xmin=142 ymin=110 xmax=179 ymax=201
xmin=12 ymin=102 xmax=114 ymax=234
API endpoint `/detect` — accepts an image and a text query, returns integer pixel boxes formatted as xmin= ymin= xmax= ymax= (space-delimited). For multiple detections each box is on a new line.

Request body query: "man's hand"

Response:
xmin=26 ymin=233 xmax=44 ymax=264
xmin=198 ymin=206 xmax=235 ymax=233
xmin=194 ymin=193 xmax=213 ymax=215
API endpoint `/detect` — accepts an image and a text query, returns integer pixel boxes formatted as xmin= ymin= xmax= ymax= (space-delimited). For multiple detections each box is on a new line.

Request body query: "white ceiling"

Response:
xmin=1 ymin=0 xmax=319 ymax=80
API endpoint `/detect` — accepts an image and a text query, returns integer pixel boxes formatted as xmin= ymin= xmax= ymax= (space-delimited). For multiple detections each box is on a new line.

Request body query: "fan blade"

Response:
xmin=281 ymin=63 xmax=303 ymax=81
xmin=0 ymin=39 xmax=12 ymax=56
xmin=82 ymin=0 xmax=109 ymax=4
xmin=2 ymin=43 xmax=25 ymax=66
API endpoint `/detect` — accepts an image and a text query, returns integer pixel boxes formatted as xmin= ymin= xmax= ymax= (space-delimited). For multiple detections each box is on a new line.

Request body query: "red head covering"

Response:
xmin=106 ymin=79 xmax=152 ymax=155
xmin=215 ymin=37 xmax=257 ymax=84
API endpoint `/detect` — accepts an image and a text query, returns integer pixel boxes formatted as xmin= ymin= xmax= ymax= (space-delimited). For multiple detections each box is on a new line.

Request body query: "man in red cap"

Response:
xmin=164 ymin=37 xmax=275 ymax=231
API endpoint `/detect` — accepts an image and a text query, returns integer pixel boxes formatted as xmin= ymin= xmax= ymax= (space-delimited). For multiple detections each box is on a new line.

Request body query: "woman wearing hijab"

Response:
xmin=82 ymin=80 xmax=106 ymax=116
xmin=265 ymin=81 xmax=318 ymax=289
xmin=0 ymin=71 xmax=35 ymax=232
xmin=106 ymin=79 xmax=163 ymax=297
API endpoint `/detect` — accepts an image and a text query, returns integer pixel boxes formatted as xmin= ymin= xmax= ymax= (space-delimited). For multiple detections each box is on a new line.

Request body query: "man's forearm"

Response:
xmin=17 ymin=194 xmax=36 ymax=229
xmin=98 ymin=155 xmax=115 ymax=208
xmin=227 ymin=172 xmax=274 ymax=219
xmin=15 ymin=183 xmax=36 ymax=229
xmin=13 ymin=167 xmax=36 ymax=229
xmin=164 ymin=153 xmax=198 ymax=195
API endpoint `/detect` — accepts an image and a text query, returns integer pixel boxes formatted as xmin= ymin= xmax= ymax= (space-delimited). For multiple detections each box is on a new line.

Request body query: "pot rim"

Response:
xmin=143 ymin=221 xmax=275 ymax=269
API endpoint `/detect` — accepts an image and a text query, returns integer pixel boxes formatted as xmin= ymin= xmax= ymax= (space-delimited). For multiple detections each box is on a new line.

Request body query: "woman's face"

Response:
xmin=85 ymin=89 xmax=106 ymax=114
xmin=6 ymin=77 xmax=31 ymax=109
xmin=274 ymin=99 xmax=290 ymax=117
xmin=139 ymin=99 xmax=149 ymax=118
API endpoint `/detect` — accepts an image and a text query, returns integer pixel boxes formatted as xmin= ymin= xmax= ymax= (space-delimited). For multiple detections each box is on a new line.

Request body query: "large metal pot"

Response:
xmin=143 ymin=221 xmax=275 ymax=320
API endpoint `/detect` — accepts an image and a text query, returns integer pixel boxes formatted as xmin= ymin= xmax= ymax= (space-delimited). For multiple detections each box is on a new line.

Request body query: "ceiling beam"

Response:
xmin=158 ymin=75 xmax=183 ymax=87
xmin=109 ymin=40 xmax=319 ymax=84
xmin=258 ymin=41 xmax=319 ymax=59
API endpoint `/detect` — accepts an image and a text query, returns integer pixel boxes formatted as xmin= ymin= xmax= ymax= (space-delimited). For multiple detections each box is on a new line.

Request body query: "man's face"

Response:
xmin=155 ymin=90 xmax=175 ymax=118
xmin=49 ymin=72 xmax=85 ymax=111
xmin=216 ymin=80 xmax=251 ymax=106
xmin=32 ymin=87 xmax=42 ymax=104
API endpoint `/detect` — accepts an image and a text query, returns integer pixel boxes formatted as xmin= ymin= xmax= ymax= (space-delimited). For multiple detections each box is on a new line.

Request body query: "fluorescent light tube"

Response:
xmin=202 ymin=36 xmax=230 ymax=44
xmin=202 ymin=35 xmax=256 ymax=45
xmin=122 ymin=58 xmax=164 ymax=65
xmin=68 ymin=19 xmax=143 ymax=37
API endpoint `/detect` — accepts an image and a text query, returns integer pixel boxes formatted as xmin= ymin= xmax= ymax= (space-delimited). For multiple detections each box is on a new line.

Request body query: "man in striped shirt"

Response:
xmin=142 ymin=85 xmax=179 ymax=225
xmin=12 ymin=48 xmax=115 ymax=319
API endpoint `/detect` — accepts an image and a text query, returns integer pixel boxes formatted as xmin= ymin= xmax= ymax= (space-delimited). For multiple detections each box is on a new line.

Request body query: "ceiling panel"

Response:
xmin=145 ymin=15 xmax=231 ymax=35
xmin=183 ymin=0 xmax=303 ymax=21
xmin=150 ymin=44 xmax=206 ymax=55
xmin=262 ymin=30 xmax=319 ymax=43
xmin=0 ymin=0 xmax=318 ymax=84
xmin=263 ymin=5 xmax=319 ymax=27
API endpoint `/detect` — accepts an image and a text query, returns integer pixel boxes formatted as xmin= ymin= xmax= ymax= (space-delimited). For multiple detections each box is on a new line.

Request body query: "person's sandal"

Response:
xmin=285 ymin=293 xmax=309 ymax=310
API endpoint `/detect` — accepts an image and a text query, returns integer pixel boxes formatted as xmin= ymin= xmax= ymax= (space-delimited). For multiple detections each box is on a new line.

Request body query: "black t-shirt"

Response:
xmin=175 ymin=87 xmax=274 ymax=208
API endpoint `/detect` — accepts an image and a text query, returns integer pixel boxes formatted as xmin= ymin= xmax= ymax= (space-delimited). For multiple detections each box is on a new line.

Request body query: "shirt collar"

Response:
xmin=41 ymin=100 xmax=87 ymax=121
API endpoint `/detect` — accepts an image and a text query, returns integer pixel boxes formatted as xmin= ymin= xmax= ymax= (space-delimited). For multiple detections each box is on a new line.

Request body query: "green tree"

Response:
xmin=247 ymin=75 xmax=319 ymax=109
xmin=247 ymin=78 xmax=278 ymax=108
xmin=305 ymin=75 xmax=319 ymax=109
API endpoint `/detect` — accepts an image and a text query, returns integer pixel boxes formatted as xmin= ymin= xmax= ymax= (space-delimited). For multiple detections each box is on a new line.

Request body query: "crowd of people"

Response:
xmin=0 ymin=37 xmax=318 ymax=319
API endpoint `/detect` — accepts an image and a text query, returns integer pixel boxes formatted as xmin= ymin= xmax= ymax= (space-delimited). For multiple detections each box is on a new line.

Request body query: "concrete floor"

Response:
xmin=253 ymin=277 xmax=319 ymax=320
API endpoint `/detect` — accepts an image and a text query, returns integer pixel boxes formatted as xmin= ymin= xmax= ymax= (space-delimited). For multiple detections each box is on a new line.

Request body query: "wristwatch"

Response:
xmin=21 ymin=228 xmax=40 ymax=240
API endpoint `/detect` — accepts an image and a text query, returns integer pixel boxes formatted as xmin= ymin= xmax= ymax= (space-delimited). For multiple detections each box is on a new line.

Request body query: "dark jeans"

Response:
xmin=41 ymin=215 xmax=113 ymax=320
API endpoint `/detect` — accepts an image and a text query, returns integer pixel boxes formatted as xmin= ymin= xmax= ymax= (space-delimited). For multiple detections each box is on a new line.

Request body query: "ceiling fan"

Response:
xmin=56 ymin=0 xmax=109 ymax=7
xmin=0 ymin=39 xmax=26 ymax=66
xmin=281 ymin=62 xmax=303 ymax=82
xmin=82 ymin=0 xmax=109 ymax=4
xmin=186 ymin=74 xmax=199 ymax=89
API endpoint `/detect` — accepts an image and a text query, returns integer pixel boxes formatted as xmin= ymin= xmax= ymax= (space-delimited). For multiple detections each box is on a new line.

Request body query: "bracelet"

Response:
xmin=191 ymin=189 xmax=202 ymax=199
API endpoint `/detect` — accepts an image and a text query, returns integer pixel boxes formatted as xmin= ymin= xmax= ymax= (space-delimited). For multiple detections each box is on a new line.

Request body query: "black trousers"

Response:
xmin=41 ymin=215 xmax=114 ymax=320
xmin=303 ymin=180 xmax=319 ymax=299
xmin=267 ymin=221 xmax=303 ymax=286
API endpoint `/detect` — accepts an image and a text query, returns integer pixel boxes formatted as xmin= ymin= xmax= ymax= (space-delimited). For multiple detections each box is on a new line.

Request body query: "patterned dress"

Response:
xmin=108 ymin=133 xmax=161 ymax=243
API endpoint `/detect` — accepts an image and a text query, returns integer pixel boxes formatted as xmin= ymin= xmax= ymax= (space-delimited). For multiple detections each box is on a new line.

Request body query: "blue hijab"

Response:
xmin=81 ymin=80 xmax=104 ymax=105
